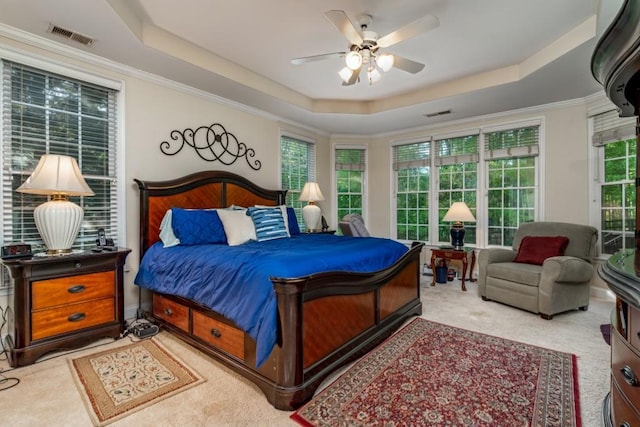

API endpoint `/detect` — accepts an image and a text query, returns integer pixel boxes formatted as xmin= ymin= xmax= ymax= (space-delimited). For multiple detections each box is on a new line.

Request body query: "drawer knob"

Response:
xmin=621 ymin=423 xmax=631 ymax=427
xmin=68 ymin=312 xmax=86 ymax=322
xmin=164 ymin=308 xmax=173 ymax=316
xmin=621 ymin=365 xmax=638 ymax=386
xmin=210 ymin=328 xmax=221 ymax=338
xmin=67 ymin=285 xmax=86 ymax=294
xmin=74 ymin=262 xmax=82 ymax=268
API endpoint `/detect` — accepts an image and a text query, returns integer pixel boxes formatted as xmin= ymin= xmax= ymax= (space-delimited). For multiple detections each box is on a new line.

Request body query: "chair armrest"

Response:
xmin=541 ymin=256 xmax=594 ymax=283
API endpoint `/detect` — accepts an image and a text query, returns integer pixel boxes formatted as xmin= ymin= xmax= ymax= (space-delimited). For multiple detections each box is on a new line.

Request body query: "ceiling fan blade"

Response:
xmin=392 ymin=55 xmax=426 ymax=74
xmin=325 ymin=10 xmax=363 ymax=46
xmin=342 ymin=67 xmax=361 ymax=86
xmin=291 ymin=52 xmax=345 ymax=65
xmin=377 ymin=14 xmax=439 ymax=48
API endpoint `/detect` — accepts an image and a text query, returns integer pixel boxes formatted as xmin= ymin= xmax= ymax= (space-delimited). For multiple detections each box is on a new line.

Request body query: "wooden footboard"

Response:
xmin=135 ymin=171 xmax=423 ymax=410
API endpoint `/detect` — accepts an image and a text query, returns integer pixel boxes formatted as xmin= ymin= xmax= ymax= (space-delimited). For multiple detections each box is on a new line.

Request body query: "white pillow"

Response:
xmin=255 ymin=204 xmax=290 ymax=237
xmin=217 ymin=208 xmax=257 ymax=246
xmin=159 ymin=209 xmax=180 ymax=247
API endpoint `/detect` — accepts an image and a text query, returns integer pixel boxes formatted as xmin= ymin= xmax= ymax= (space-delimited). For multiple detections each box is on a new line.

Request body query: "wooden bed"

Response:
xmin=134 ymin=170 xmax=423 ymax=410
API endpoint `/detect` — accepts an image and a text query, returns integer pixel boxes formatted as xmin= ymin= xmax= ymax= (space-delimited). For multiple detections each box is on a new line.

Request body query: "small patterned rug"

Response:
xmin=291 ymin=318 xmax=580 ymax=426
xmin=69 ymin=339 xmax=204 ymax=426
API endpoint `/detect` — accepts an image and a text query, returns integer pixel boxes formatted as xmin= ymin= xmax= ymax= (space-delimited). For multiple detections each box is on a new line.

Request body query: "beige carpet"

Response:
xmin=0 ymin=277 xmax=613 ymax=426
xmin=70 ymin=339 xmax=204 ymax=426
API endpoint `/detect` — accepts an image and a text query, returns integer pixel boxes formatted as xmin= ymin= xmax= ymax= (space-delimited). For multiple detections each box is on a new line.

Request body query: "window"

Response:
xmin=435 ymin=134 xmax=479 ymax=244
xmin=280 ymin=134 xmax=316 ymax=231
xmin=335 ymin=147 xmax=365 ymax=224
xmin=1 ymin=60 xmax=119 ymax=254
xmin=393 ymin=140 xmax=430 ymax=242
xmin=592 ymin=109 xmax=637 ymax=255
xmin=484 ymin=125 xmax=539 ymax=246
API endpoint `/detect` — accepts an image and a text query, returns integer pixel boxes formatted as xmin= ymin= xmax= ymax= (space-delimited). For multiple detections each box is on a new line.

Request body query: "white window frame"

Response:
xmin=0 ymin=47 xmax=126 ymax=293
xmin=332 ymin=143 xmax=367 ymax=227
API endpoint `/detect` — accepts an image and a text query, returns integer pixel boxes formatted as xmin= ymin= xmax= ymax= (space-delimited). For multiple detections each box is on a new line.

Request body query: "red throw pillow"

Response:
xmin=513 ymin=236 xmax=570 ymax=265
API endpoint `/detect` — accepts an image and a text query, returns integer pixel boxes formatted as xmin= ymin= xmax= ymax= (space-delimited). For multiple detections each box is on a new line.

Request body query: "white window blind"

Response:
xmin=393 ymin=139 xmax=431 ymax=170
xmin=434 ymin=134 xmax=479 ymax=166
xmin=592 ymin=109 xmax=637 ymax=146
xmin=335 ymin=148 xmax=365 ymax=171
xmin=483 ymin=125 xmax=540 ymax=160
xmin=1 ymin=60 xmax=119 ymax=252
xmin=280 ymin=134 xmax=316 ymax=230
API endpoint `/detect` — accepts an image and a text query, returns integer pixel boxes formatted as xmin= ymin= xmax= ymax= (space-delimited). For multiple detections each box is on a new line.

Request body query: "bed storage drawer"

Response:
xmin=153 ymin=294 xmax=189 ymax=332
xmin=192 ymin=310 xmax=245 ymax=360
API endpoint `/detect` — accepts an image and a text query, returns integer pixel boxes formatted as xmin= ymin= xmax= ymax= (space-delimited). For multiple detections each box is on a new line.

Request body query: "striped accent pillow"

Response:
xmin=247 ymin=207 xmax=290 ymax=242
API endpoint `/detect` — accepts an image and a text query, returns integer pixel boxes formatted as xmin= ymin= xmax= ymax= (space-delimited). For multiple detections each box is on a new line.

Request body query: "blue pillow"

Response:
xmin=287 ymin=207 xmax=300 ymax=235
xmin=247 ymin=207 xmax=289 ymax=242
xmin=171 ymin=208 xmax=227 ymax=245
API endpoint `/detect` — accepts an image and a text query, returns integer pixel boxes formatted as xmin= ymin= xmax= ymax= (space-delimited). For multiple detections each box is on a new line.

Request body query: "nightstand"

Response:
xmin=430 ymin=247 xmax=476 ymax=291
xmin=1 ymin=247 xmax=130 ymax=367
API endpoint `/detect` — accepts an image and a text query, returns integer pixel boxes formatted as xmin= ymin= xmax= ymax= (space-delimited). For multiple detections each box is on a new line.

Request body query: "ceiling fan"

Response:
xmin=291 ymin=10 xmax=439 ymax=86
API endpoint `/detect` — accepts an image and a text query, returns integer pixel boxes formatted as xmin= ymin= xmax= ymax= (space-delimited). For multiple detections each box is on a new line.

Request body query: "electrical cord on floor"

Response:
xmin=0 ymin=306 xmax=20 ymax=391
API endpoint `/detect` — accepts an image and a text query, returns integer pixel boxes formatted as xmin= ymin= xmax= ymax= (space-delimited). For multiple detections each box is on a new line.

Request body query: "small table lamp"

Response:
xmin=17 ymin=154 xmax=94 ymax=254
xmin=443 ymin=202 xmax=476 ymax=250
xmin=298 ymin=182 xmax=325 ymax=231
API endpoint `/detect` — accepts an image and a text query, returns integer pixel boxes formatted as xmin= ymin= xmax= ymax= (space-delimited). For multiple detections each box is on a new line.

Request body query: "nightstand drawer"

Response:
xmin=153 ymin=294 xmax=189 ymax=332
xmin=31 ymin=298 xmax=115 ymax=340
xmin=32 ymin=271 xmax=115 ymax=310
xmin=192 ymin=311 xmax=245 ymax=360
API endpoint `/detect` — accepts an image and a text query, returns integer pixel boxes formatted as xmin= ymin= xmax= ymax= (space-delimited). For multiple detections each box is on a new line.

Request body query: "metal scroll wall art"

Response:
xmin=160 ymin=123 xmax=262 ymax=170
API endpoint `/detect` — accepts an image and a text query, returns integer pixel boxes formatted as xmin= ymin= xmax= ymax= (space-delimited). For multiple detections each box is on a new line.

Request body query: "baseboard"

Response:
xmin=125 ymin=302 xmax=151 ymax=321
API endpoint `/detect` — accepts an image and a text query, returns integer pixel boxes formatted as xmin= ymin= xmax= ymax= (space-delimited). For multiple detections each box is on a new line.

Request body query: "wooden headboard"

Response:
xmin=134 ymin=170 xmax=286 ymax=257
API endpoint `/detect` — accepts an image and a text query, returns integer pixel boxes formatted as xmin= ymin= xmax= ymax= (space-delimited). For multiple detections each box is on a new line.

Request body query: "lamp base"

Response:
xmin=302 ymin=203 xmax=321 ymax=232
xmin=450 ymin=223 xmax=466 ymax=251
xmin=34 ymin=199 xmax=84 ymax=253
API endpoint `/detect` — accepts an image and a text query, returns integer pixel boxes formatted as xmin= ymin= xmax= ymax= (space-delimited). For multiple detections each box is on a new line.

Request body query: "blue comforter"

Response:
xmin=134 ymin=234 xmax=407 ymax=367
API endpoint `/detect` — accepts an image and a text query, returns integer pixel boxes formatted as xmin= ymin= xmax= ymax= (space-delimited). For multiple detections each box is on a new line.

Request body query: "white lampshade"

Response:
xmin=368 ymin=67 xmax=382 ymax=85
xmin=377 ymin=53 xmax=395 ymax=72
xmin=443 ymin=202 xmax=476 ymax=223
xmin=299 ymin=182 xmax=325 ymax=231
xmin=338 ymin=67 xmax=354 ymax=84
xmin=345 ymin=51 xmax=363 ymax=71
xmin=17 ymin=154 xmax=94 ymax=254
xmin=299 ymin=182 xmax=325 ymax=203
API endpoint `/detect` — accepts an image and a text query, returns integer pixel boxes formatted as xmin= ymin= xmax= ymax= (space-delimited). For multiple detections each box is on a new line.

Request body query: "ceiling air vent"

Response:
xmin=424 ymin=109 xmax=452 ymax=118
xmin=48 ymin=24 xmax=95 ymax=46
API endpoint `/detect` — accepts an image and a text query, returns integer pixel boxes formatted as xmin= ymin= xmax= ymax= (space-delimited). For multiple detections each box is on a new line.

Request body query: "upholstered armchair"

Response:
xmin=478 ymin=221 xmax=598 ymax=319
xmin=339 ymin=214 xmax=371 ymax=237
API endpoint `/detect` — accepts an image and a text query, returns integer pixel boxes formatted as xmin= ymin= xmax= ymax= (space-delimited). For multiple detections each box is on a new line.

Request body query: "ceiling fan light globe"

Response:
xmin=345 ymin=51 xmax=363 ymax=70
xmin=368 ymin=67 xmax=382 ymax=85
xmin=377 ymin=53 xmax=394 ymax=72
xmin=338 ymin=67 xmax=354 ymax=83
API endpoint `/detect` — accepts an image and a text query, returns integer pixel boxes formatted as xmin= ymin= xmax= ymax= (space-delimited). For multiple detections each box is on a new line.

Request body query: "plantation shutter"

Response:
xmin=592 ymin=109 xmax=636 ymax=146
xmin=1 ymin=60 xmax=119 ymax=251
xmin=335 ymin=148 xmax=365 ymax=171
xmin=393 ymin=139 xmax=431 ymax=170
xmin=434 ymin=133 xmax=479 ymax=166
xmin=483 ymin=125 xmax=540 ymax=160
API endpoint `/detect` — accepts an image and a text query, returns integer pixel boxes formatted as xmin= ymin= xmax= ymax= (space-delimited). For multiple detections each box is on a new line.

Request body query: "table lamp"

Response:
xmin=442 ymin=202 xmax=476 ymax=250
xmin=17 ymin=154 xmax=94 ymax=254
xmin=298 ymin=182 xmax=325 ymax=231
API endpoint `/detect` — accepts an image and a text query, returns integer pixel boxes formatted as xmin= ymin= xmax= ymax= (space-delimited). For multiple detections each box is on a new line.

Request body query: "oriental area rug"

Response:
xmin=291 ymin=318 xmax=580 ymax=427
xmin=69 ymin=339 xmax=204 ymax=426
